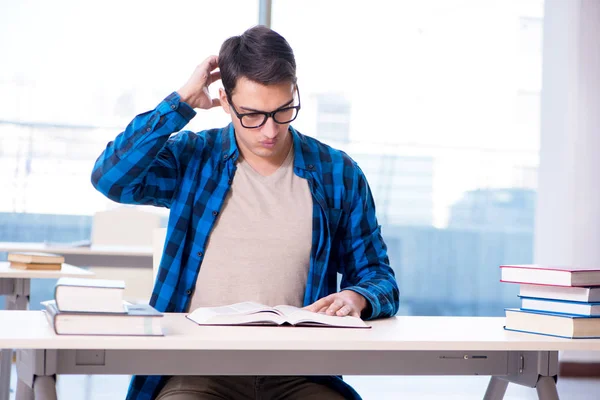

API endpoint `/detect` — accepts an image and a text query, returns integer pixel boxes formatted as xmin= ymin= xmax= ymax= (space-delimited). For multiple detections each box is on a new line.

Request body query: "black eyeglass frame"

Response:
xmin=226 ymin=86 xmax=301 ymax=129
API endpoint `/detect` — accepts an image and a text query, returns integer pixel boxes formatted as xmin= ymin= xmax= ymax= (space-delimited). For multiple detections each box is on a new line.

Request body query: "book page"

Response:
xmin=215 ymin=301 xmax=281 ymax=314
xmin=278 ymin=306 xmax=369 ymax=328
xmin=187 ymin=301 xmax=283 ymax=325
xmin=273 ymin=304 xmax=303 ymax=316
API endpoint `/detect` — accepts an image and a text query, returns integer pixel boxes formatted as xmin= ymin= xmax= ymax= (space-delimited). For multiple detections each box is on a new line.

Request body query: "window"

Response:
xmin=314 ymin=93 xmax=352 ymax=143
xmin=1 ymin=0 xmax=544 ymax=316
xmin=273 ymin=0 xmax=544 ymax=316
xmin=0 ymin=0 xmax=258 ymax=239
xmin=0 ymin=0 xmax=258 ymax=309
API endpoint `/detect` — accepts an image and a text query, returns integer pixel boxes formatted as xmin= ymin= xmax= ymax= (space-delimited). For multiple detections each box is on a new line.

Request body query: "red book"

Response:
xmin=500 ymin=264 xmax=600 ymax=287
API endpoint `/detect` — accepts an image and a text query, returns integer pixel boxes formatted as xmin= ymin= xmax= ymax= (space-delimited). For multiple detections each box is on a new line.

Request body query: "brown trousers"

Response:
xmin=155 ymin=376 xmax=347 ymax=400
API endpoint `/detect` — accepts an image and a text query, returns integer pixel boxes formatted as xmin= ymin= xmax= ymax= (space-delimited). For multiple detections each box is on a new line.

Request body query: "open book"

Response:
xmin=187 ymin=301 xmax=370 ymax=329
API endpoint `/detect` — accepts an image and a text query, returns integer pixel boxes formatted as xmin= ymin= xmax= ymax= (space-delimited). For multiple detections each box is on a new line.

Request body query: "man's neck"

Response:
xmin=239 ymin=136 xmax=293 ymax=177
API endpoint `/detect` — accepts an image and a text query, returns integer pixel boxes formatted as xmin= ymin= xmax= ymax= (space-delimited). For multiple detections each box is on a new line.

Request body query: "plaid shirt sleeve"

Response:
xmin=91 ymin=92 xmax=196 ymax=208
xmin=338 ymin=164 xmax=400 ymax=320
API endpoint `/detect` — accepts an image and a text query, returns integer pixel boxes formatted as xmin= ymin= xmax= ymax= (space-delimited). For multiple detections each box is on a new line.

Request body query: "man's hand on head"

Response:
xmin=177 ymin=55 xmax=222 ymax=110
xmin=304 ymin=290 xmax=368 ymax=318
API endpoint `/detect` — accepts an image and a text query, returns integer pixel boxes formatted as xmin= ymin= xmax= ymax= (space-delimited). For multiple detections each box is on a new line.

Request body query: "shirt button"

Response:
xmin=146 ymin=128 xmax=151 ymax=132
xmin=223 ymin=155 xmax=228 ymax=160
xmin=197 ymin=251 xmax=203 ymax=257
xmin=185 ymin=289 xmax=192 ymax=295
xmin=212 ymin=211 xmax=219 ymax=217
xmin=170 ymin=104 xmax=176 ymax=110
xmin=228 ymin=179 xmax=233 ymax=185
xmin=308 ymin=164 xmax=314 ymax=170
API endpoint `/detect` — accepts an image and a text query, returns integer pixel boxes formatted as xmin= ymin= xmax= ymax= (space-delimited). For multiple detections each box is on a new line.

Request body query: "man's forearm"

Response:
xmin=91 ymin=92 xmax=195 ymax=204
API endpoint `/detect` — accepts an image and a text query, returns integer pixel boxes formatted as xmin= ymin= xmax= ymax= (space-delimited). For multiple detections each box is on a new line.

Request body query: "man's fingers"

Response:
xmin=203 ymin=55 xmax=219 ymax=70
xmin=303 ymin=302 xmax=320 ymax=313
xmin=210 ymin=71 xmax=221 ymax=84
xmin=336 ymin=305 xmax=353 ymax=317
xmin=304 ymin=295 xmax=333 ymax=313
xmin=305 ymin=293 xmax=366 ymax=318
xmin=325 ymin=299 xmax=345 ymax=316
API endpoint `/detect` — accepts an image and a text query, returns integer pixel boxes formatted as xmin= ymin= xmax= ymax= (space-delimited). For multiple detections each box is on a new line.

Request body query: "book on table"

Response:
xmin=54 ymin=277 xmax=126 ymax=313
xmin=519 ymin=284 xmax=600 ymax=303
xmin=504 ymin=308 xmax=600 ymax=339
xmin=186 ymin=301 xmax=370 ymax=328
xmin=42 ymin=300 xmax=164 ymax=336
xmin=9 ymin=261 xmax=63 ymax=271
xmin=7 ymin=252 xmax=65 ymax=270
xmin=500 ymin=264 xmax=600 ymax=287
xmin=8 ymin=252 xmax=65 ymax=264
xmin=519 ymin=296 xmax=600 ymax=317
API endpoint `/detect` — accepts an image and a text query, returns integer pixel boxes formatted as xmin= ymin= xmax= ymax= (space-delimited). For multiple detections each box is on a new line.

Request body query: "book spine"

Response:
xmin=54 ymin=286 xmax=61 ymax=311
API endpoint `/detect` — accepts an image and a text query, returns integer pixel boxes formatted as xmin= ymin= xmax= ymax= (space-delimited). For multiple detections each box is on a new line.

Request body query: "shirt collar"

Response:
xmin=221 ymin=123 xmax=316 ymax=171
xmin=290 ymin=125 xmax=317 ymax=172
xmin=221 ymin=123 xmax=238 ymax=162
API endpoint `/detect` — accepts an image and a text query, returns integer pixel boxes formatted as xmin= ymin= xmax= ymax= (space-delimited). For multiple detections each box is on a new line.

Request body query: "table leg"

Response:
xmin=483 ymin=376 xmax=509 ymax=400
xmin=16 ymin=349 xmax=58 ymax=400
xmin=536 ymin=376 xmax=560 ymax=400
xmin=33 ymin=376 xmax=57 ymax=400
xmin=15 ymin=379 xmax=33 ymax=400
xmin=3 ymin=281 xmax=31 ymax=400
xmin=5 ymin=279 xmax=30 ymax=311
xmin=0 ymin=278 xmax=15 ymax=400
xmin=0 ymin=348 xmax=11 ymax=400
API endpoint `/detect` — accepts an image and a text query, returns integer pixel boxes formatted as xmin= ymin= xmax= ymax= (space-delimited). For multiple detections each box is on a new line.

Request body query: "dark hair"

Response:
xmin=218 ymin=26 xmax=297 ymax=94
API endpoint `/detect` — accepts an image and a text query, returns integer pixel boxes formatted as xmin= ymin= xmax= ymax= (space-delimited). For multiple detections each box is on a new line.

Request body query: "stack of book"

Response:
xmin=8 ymin=252 xmax=64 ymax=270
xmin=501 ymin=264 xmax=600 ymax=339
xmin=42 ymin=277 xmax=163 ymax=336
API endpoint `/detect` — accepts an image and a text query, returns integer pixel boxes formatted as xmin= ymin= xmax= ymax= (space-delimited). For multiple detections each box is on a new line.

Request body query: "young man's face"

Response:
xmin=220 ymin=77 xmax=297 ymax=163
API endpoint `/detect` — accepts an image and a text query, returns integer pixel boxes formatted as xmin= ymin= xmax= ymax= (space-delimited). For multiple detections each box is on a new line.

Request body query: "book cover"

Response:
xmin=54 ymin=278 xmax=126 ymax=313
xmin=56 ymin=277 xmax=125 ymax=289
xmin=7 ymin=252 xmax=65 ymax=264
xmin=500 ymin=264 xmax=600 ymax=287
xmin=519 ymin=296 xmax=600 ymax=317
xmin=519 ymin=284 xmax=600 ymax=303
xmin=43 ymin=300 xmax=163 ymax=336
xmin=504 ymin=308 xmax=600 ymax=339
xmin=9 ymin=261 xmax=62 ymax=271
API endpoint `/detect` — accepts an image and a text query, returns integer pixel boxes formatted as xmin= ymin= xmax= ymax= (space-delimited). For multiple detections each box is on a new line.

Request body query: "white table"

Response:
xmin=0 ymin=262 xmax=94 ymax=400
xmin=0 ymin=242 xmax=153 ymax=269
xmin=3 ymin=313 xmax=597 ymax=400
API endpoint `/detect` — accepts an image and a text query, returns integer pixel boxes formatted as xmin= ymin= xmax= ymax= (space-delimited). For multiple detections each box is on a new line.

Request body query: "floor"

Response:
xmin=7 ymin=364 xmax=600 ymax=399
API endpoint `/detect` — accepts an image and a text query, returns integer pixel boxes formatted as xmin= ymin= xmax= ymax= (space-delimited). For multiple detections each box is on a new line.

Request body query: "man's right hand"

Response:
xmin=177 ymin=55 xmax=221 ymax=110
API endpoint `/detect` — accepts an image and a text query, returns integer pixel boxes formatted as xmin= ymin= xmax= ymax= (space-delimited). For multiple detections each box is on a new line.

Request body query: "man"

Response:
xmin=92 ymin=26 xmax=399 ymax=400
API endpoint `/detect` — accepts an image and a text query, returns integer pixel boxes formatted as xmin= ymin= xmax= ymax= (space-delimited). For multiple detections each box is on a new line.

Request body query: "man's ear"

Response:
xmin=219 ymin=88 xmax=230 ymax=115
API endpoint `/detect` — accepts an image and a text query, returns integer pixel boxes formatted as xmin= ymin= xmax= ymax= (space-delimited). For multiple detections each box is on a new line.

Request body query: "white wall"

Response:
xmin=535 ymin=0 xmax=600 ymax=266
xmin=536 ymin=0 xmax=600 ymax=363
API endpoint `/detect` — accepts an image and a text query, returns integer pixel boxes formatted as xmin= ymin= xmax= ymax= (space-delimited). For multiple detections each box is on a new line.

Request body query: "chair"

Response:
xmin=88 ymin=207 xmax=164 ymax=301
xmin=92 ymin=207 xmax=163 ymax=247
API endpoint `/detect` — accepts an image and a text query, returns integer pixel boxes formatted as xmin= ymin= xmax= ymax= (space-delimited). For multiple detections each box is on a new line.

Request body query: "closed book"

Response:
xmin=55 ymin=277 xmax=126 ymax=313
xmin=42 ymin=300 xmax=163 ymax=336
xmin=504 ymin=308 xmax=600 ymax=339
xmin=9 ymin=261 xmax=62 ymax=271
xmin=519 ymin=284 xmax=600 ymax=303
xmin=520 ymin=296 xmax=600 ymax=317
xmin=8 ymin=252 xmax=65 ymax=264
xmin=500 ymin=264 xmax=600 ymax=287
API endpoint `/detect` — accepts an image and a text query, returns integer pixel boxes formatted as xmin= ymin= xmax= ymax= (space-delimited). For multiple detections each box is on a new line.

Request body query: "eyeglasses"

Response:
xmin=226 ymin=86 xmax=301 ymax=129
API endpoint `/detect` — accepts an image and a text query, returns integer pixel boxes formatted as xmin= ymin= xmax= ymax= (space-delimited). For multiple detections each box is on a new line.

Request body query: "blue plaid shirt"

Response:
xmin=91 ymin=92 xmax=399 ymax=400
